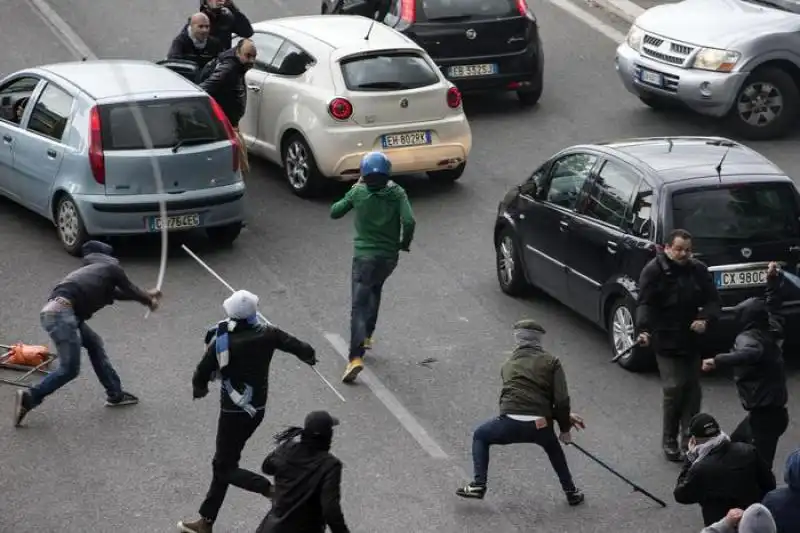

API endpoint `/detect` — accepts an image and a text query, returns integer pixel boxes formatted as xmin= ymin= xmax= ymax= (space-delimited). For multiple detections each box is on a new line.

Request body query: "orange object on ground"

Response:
xmin=4 ymin=343 xmax=50 ymax=367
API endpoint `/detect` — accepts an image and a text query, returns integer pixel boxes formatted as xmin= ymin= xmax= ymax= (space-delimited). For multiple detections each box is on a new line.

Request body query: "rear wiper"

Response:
xmin=426 ymin=15 xmax=473 ymax=22
xmin=171 ymin=137 xmax=219 ymax=153
xmin=355 ymin=81 xmax=411 ymax=90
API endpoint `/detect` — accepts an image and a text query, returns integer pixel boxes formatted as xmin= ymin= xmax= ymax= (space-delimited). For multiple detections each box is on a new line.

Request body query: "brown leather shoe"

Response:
xmin=177 ymin=517 xmax=213 ymax=533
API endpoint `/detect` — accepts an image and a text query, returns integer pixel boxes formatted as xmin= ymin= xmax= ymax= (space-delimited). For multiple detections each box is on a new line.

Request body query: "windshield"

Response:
xmin=420 ymin=0 xmax=519 ymax=20
xmin=671 ymin=183 xmax=800 ymax=243
xmin=340 ymin=52 xmax=440 ymax=91
xmin=99 ymin=97 xmax=226 ymax=150
xmin=740 ymin=0 xmax=800 ymax=13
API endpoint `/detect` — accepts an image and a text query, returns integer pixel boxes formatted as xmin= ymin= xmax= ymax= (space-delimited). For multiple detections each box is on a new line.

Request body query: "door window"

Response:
xmin=630 ymin=181 xmax=654 ymax=239
xmin=26 ymin=83 xmax=74 ymax=142
xmin=271 ymin=41 xmax=314 ymax=77
xmin=545 ymin=153 xmax=597 ymax=209
xmin=0 ymin=76 xmax=40 ymax=126
xmin=246 ymin=32 xmax=285 ymax=71
xmin=582 ymin=159 xmax=640 ymax=227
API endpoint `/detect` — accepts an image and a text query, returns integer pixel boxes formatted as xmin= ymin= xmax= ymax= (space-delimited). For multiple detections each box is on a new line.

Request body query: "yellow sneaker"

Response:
xmin=342 ymin=358 xmax=364 ymax=383
xmin=362 ymin=337 xmax=373 ymax=350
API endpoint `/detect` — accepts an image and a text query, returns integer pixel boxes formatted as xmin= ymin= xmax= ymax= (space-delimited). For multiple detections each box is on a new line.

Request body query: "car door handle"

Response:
xmin=247 ymin=85 xmax=261 ymax=92
xmin=47 ymin=149 xmax=57 ymax=158
xmin=607 ymin=240 xmax=618 ymax=254
xmin=559 ymin=220 xmax=569 ymax=232
xmin=2 ymin=135 xmax=11 ymax=143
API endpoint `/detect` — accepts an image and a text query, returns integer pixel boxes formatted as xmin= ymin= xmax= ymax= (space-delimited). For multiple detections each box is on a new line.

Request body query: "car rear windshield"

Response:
xmin=419 ymin=0 xmax=519 ymax=20
xmin=99 ymin=97 xmax=226 ymax=151
xmin=671 ymin=183 xmax=800 ymax=243
xmin=340 ymin=52 xmax=439 ymax=91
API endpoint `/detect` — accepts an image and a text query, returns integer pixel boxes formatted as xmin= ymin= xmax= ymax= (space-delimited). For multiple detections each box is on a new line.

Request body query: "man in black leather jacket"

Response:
xmin=199 ymin=0 xmax=253 ymax=50
xmin=168 ymin=12 xmax=224 ymax=70
xmin=13 ymin=241 xmax=160 ymax=427
xmin=200 ymin=38 xmax=255 ymax=128
xmin=178 ymin=290 xmax=317 ymax=533
xmin=702 ymin=261 xmax=789 ymax=469
xmin=636 ymin=229 xmax=721 ymax=462
xmin=674 ymin=413 xmax=775 ymax=526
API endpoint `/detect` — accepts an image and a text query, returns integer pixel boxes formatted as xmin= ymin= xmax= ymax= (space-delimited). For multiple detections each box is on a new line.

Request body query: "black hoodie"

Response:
xmin=49 ymin=241 xmax=151 ymax=321
xmin=713 ymin=274 xmax=788 ymax=411
xmin=256 ymin=439 xmax=350 ymax=533
xmin=199 ymin=47 xmax=247 ymax=127
xmin=198 ymin=1 xmax=253 ymax=49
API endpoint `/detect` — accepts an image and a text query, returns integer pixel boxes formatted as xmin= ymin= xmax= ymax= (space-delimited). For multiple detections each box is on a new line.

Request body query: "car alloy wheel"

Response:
xmin=737 ymin=81 xmax=783 ymax=128
xmin=57 ymin=198 xmax=81 ymax=248
xmin=611 ymin=304 xmax=635 ymax=359
xmin=498 ymin=235 xmax=516 ymax=287
xmin=285 ymin=140 xmax=310 ymax=190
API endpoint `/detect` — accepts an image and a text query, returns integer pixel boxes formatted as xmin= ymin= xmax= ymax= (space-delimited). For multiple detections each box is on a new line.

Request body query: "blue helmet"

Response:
xmin=360 ymin=151 xmax=392 ymax=178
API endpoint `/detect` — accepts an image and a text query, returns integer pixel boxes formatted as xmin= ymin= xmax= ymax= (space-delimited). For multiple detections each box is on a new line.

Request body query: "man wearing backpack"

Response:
xmin=636 ymin=229 xmax=721 ymax=462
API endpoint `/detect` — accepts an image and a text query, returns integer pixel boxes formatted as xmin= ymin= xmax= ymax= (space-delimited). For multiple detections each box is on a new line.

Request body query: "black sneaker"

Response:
xmin=566 ymin=489 xmax=585 ymax=506
xmin=13 ymin=389 xmax=32 ymax=427
xmin=105 ymin=391 xmax=139 ymax=407
xmin=456 ymin=482 xmax=486 ymax=499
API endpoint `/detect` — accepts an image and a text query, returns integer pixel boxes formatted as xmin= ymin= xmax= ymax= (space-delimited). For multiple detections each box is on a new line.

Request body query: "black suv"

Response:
xmin=494 ymin=136 xmax=800 ymax=371
xmin=322 ymin=0 xmax=544 ymax=106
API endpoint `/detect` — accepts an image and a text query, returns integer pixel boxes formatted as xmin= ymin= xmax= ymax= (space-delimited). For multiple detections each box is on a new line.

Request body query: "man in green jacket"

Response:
xmin=456 ymin=319 xmax=586 ymax=506
xmin=330 ymin=152 xmax=416 ymax=383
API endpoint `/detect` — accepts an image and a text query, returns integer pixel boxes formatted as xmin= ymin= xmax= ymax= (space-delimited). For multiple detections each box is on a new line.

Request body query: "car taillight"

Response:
xmin=328 ymin=98 xmax=353 ymax=121
xmin=209 ymin=96 xmax=240 ymax=172
xmin=516 ymin=0 xmax=535 ymax=20
xmin=400 ymin=0 xmax=416 ymax=23
xmin=88 ymin=106 xmax=105 ymax=185
xmin=446 ymin=87 xmax=462 ymax=109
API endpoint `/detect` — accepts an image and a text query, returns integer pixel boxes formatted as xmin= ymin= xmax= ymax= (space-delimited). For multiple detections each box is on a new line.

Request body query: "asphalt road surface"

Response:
xmin=1 ymin=0 xmax=799 ymax=532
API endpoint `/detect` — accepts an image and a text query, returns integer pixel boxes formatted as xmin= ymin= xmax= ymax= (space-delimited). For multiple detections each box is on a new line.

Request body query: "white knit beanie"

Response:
xmin=223 ymin=290 xmax=259 ymax=320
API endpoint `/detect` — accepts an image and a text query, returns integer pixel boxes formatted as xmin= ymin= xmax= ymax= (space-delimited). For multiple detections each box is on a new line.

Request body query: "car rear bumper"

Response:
xmin=614 ymin=42 xmax=745 ymax=118
xmin=434 ymin=42 xmax=543 ymax=93
xmin=75 ymin=182 xmax=246 ymax=235
xmin=312 ymin=116 xmax=472 ymax=179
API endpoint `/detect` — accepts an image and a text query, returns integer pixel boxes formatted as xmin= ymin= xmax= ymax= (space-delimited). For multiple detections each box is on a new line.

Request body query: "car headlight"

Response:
xmin=692 ymin=48 xmax=741 ymax=73
xmin=626 ymin=25 xmax=644 ymax=51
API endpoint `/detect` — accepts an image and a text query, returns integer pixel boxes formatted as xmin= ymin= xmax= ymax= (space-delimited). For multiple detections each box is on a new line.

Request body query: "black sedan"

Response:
xmin=494 ymin=136 xmax=800 ymax=371
xmin=322 ymin=0 xmax=544 ymax=106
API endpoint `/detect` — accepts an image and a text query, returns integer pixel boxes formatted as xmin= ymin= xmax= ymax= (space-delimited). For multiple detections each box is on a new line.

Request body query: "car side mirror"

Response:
xmin=519 ymin=182 xmax=538 ymax=198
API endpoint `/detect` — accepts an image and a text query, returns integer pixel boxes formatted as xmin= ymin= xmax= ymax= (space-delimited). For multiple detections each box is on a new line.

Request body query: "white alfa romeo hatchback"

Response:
xmin=238 ymin=15 xmax=473 ymax=197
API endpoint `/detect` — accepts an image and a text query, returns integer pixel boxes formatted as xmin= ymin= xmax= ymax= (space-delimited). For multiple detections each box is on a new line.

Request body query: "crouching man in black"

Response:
xmin=178 ymin=290 xmax=317 ymax=533
xmin=636 ymin=229 xmax=721 ymax=462
xmin=702 ymin=261 xmax=789 ymax=470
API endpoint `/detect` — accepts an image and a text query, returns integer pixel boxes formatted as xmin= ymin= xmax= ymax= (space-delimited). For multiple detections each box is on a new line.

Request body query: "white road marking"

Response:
xmin=324 ymin=332 xmax=450 ymax=459
xmin=542 ymin=0 xmax=627 ymax=44
xmin=27 ymin=0 xmax=97 ymax=60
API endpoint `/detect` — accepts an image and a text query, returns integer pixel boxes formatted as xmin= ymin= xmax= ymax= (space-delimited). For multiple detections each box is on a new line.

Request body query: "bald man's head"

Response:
xmin=189 ymin=12 xmax=211 ymax=41
xmin=236 ymin=38 xmax=257 ymax=69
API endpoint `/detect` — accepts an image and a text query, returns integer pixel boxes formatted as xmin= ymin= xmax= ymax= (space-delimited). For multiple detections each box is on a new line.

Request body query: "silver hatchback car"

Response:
xmin=0 ymin=60 xmax=246 ymax=255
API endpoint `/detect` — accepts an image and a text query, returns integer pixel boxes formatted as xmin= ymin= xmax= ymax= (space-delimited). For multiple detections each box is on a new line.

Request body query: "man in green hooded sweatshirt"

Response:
xmin=330 ymin=151 xmax=416 ymax=383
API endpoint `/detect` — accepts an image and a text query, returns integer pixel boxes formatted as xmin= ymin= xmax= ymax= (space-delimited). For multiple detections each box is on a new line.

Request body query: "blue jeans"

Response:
xmin=472 ymin=415 xmax=576 ymax=491
xmin=349 ymin=255 xmax=398 ymax=360
xmin=29 ymin=308 xmax=123 ymax=406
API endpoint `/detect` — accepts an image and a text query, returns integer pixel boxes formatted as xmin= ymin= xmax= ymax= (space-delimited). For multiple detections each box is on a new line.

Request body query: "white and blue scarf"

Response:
xmin=213 ymin=314 xmax=259 ymax=417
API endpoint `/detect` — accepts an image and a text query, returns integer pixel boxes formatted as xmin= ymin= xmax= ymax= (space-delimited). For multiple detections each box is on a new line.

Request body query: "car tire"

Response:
xmin=607 ymin=297 xmax=653 ymax=372
xmin=206 ymin=222 xmax=242 ymax=247
xmin=727 ymin=67 xmax=800 ymax=141
xmin=427 ymin=163 xmax=466 ymax=183
xmin=517 ymin=85 xmax=543 ymax=108
xmin=495 ymin=227 xmax=529 ymax=296
xmin=55 ymin=194 xmax=89 ymax=256
xmin=282 ymin=134 xmax=325 ymax=198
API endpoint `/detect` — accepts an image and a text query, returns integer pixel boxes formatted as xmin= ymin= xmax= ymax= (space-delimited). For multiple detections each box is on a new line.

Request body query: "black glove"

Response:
xmin=307 ymin=355 xmax=318 ymax=366
xmin=193 ymin=385 xmax=209 ymax=399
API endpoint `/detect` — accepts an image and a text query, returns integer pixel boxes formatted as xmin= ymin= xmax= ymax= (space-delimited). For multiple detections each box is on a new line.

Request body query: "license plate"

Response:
xmin=146 ymin=213 xmax=200 ymax=232
xmin=639 ymin=68 xmax=663 ymax=87
xmin=715 ymin=269 xmax=768 ymax=288
xmin=381 ymin=130 xmax=432 ymax=148
xmin=447 ymin=63 xmax=498 ymax=78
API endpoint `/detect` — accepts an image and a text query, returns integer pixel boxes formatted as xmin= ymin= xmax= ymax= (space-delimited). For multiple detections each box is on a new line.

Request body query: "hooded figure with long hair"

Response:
xmin=255 ymin=411 xmax=350 ymax=533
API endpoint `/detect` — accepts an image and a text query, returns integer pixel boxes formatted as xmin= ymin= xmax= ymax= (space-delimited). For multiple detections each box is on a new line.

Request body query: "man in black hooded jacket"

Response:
xmin=167 ymin=12 xmax=224 ymax=70
xmin=199 ymin=0 xmax=253 ymax=50
xmin=701 ymin=261 xmax=789 ymax=469
xmin=200 ymin=38 xmax=255 ymax=128
xmin=255 ymin=411 xmax=350 ymax=533
xmin=13 ymin=241 xmax=160 ymax=427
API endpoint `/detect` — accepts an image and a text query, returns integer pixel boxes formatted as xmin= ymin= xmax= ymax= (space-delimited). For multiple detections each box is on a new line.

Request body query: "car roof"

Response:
xmin=589 ymin=136 xmax=786 ymax=184
xmin=255 ymin=15 xmax=421 ymax=53
xmin=33 ymin=60 xmax=203 ymax=101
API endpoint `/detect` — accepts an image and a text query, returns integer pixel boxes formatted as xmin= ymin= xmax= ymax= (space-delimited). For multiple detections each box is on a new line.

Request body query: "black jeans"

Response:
xmin=471 ymin=415 xmax=576 ymax=491
xmin=656 ymin=352 xmax=702 ymax=446
xmin=199 ymin=409 xmax=272 ymax=521
xmin=730 ymin=406 xmax=789 ymax=469
xmin=349 ymin=255 xmax=398 ymax=360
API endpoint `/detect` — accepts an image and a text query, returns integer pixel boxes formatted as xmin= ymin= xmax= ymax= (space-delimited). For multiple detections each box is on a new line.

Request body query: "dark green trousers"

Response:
xmin=656 ymin=352 xmax=702 ymax=446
